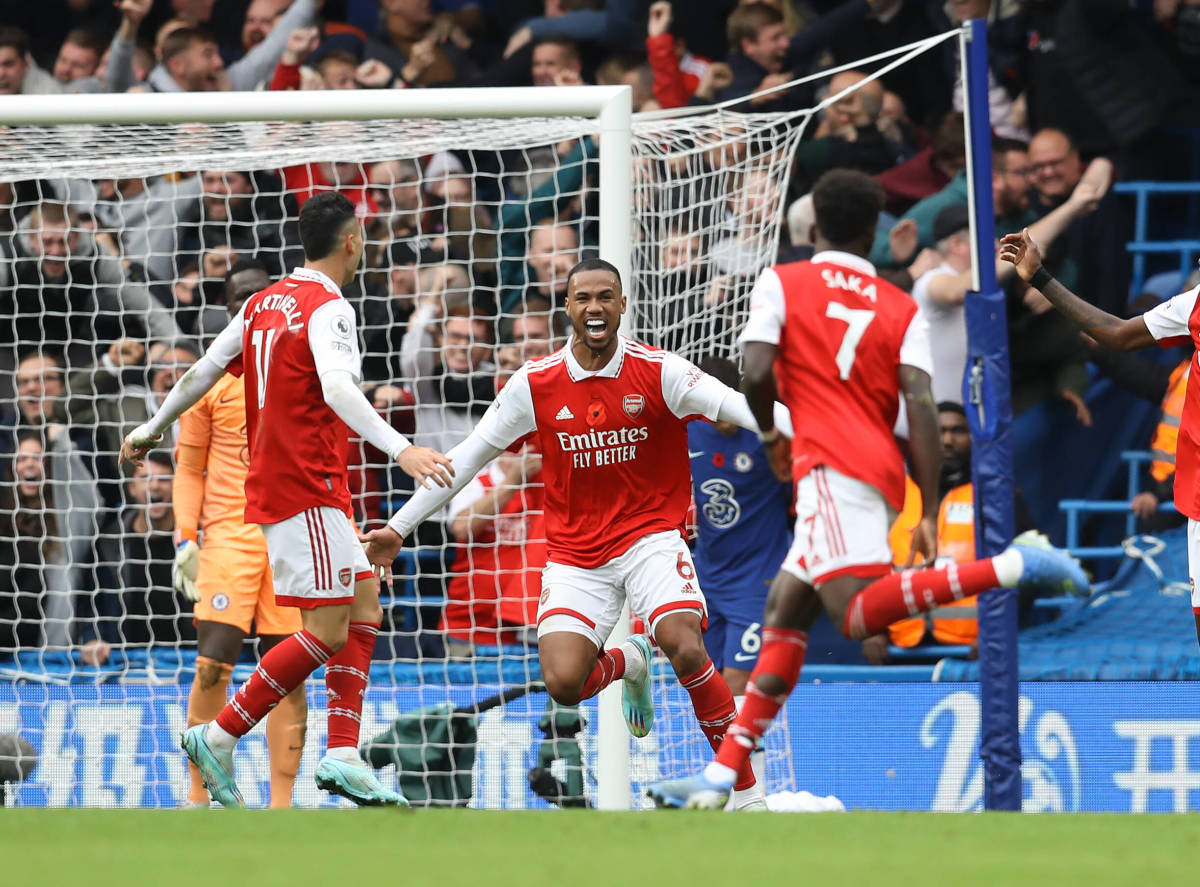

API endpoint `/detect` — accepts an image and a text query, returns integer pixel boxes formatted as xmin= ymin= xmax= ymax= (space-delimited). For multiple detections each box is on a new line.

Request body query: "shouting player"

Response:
xmin=121 ymin=193 xmax=453 ymax=808
xmin=362 ymin=259 xmax=781 ymax=810
xmin=999 ymin=226 xmax=1200 ymax=647
xmin=648 ymin=169 xmax=1087 ymax=809
xmin=174 ymin=260 xmax=307 ymax=809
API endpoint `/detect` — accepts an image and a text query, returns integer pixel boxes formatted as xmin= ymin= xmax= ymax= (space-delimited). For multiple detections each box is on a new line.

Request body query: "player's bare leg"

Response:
xmin=314 ymin=576 xmax=407 ymax=807
xmin=538 ymin=626 xmax=654 ymax=736
xmin=1194 ymin=611 xmax=1200 ymax=650
xmin=259 ymin=633 xmax=307 ymax=809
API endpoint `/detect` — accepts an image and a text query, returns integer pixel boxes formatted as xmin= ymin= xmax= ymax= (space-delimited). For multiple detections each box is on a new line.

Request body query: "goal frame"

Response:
xmin=0 ymin=85 xmax=635 ymax=810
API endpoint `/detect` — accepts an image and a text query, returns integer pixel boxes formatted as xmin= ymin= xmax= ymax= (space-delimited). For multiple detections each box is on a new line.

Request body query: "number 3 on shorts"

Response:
xmin=676 ymin=551 xmax=695 ymax=580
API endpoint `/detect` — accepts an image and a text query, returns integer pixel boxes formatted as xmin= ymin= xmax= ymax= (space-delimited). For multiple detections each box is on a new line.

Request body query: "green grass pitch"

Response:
xmin=3 ymin=809 xmax=1196 ymax=886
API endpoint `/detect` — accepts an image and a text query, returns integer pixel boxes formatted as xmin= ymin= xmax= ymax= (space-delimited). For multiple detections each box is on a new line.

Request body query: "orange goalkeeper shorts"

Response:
xmin=193 ymin=545 xmax=302 ymax=636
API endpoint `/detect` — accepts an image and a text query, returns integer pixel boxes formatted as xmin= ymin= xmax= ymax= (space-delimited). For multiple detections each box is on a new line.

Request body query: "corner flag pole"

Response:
xmin=961 ymin=17 xmax=1022 ymax=811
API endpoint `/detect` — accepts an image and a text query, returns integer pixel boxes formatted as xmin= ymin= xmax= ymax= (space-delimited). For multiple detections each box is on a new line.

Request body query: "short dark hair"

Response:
xmin=145 ymin=450 xmax=175 ymax=472
xmin=566 ymin=257 xmax=622 ymax=292
xmin=727 ymin=3 xmax=782 ymax=48
xmin=224 ymin=258 xmax=267 ymax=291
xmin=698 ymin=355 xmax=739 ymax=390
xmin=298 ymin=192 xmax=358 ymax=261
xmin=992 ymin=136 xmax=1030 ymax=171
xmin=938 ymin=401 xmax=967 ymax=418
xmin=811 ymin=169 xmax=884 ymax=247
xmin=161 ymin=26 xmax=217 ymax=64
xmin=62 ymin=28 xmax=106 ymax=55
xmin=0 ymin=27 xmax=30 ymax=57
xmin=533 ymin=36 xmax=579 ymax=65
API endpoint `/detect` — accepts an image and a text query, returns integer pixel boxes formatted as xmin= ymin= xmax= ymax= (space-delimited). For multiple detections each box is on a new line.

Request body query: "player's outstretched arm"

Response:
xmin=120 ymin=356 xmax=227 ymax=466
xmin=999 ymin=229 xmax=1154 ymax=352
xmin=742 ymin=341 xmax=791 ymax=482
xmin=899 ymin=364 xmax=939 ymax=565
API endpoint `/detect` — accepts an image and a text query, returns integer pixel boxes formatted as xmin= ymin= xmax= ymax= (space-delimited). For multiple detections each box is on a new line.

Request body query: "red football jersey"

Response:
xmin=469 ymin=338 xmax=732 ymax=568
xmin=1141 ymin=283 xmax=1200 ymax=519
xmin=741 ymin=250 xmax=933 ymax=511
xmin=238 ymin=268 xmax=355 ymax=524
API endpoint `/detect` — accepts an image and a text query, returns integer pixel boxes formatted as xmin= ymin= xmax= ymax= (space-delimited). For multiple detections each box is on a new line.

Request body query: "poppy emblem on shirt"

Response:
xmin=586 ymin=400 xmax=607 ymax=427
xmin=712 ymin=453 xmax=725 ymax=467
xmin=339 ymin=567 xmax=352 ymax=587
xmin=622 ymin=394 xmax=645 ymax=419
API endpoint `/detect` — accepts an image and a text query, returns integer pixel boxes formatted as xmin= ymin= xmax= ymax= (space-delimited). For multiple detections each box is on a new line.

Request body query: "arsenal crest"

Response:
xmin=338 ymin=567 xmax=352 ymax=586
xmin=622 ymin=394 xmax=645 ymax=419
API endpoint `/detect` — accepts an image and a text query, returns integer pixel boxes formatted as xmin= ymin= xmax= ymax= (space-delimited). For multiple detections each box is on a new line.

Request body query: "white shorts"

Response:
xmin=537 ymin=530 xmax=708 ymax=648
xmin=261 ymin=506 xmax=373 ymax=609
xmin=780 ymin=465 xmax=894 ymax=587
xmin=1188 ymin=519 xmax=1200 ymax=609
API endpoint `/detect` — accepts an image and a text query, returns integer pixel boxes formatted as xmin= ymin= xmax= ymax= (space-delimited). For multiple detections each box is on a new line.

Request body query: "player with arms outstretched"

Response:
xmin=1000 ymin=226 xmax=1200 ymax=647
xmin=649 ymin=170 xmax=1087 ymax=809
xmin=362 ymin=258 xmax=774 ymax=809
xmin=121 ymin=193 xmax=453 ymax=808
xmin=174 ymin=260 xmax=309 ymax=808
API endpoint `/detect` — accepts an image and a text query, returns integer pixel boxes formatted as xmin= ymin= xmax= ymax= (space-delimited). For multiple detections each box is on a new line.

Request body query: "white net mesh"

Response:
xmin=0 ymin=103 xmax=808 ymax=808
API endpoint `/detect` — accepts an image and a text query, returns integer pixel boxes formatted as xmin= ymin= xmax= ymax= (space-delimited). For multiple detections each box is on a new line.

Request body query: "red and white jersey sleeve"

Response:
xmin=476 ymin=365 xmax=537 ymax=451
xmin=1143 ymin=285 xmax=1200 ymax=348
xmin=307 ymin=299 xmax=363 ymax=380
xmin=660 ymin=352 xmax=730 ymax=421
xmin=898 ymin=311 xmax=935 ymax=376
xmin=740 ymin=268 xmax=785 ymax=346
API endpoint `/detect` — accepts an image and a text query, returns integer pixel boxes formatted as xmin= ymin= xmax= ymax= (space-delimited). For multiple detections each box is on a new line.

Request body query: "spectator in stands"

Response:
xmin=792 ymin=70 xmax=901 ymax=196
xmin=712 ymin=169 xmax=783 ymax=277
xmin=441 ymin=343 xmax=549 ymax=657
xmin=942 ymin=0 xmax=1028 ymax=140
xmin=105 ymin=450 xmax=194 ymax=649
xmin=52 ymin=29 xmax=104 ymax=85
xmin=364 ymin=0 xmax=478 ymax=88
xmin=401 ymin=295 xmax=496 ymax=455
xmin=0 ymin=27 xmax=59 ymax=96
xmin=0 ymin=426 xmax=103 ymax=662
xmin=526 ymin=221 xmax=581 ymax=304
xmin=367 ymin=159 xmax=423 ymax=239
xmin=242 ymin=0 xmax=291 ymax=55
xmin=61 ymin=0 xmax=153 ymax=95
xmin=499 ymin=296 xmax=560 ymax=358
xmin=530 ymin=37 xmax=584 ymax=86
xmin=504 ymin=0 xmax=637 ymax=61
xmin=147 ymin=169 xmax=299 ymax=288
xmin=876 ymin=112 xmax=966 ymax=217
xmin=0 ymin=201 xmax=183 ymax=369
xmin=6 ymin=353 xmax=67 ymax=438
xmin=645 ymin=1 xmax=732 ymax=110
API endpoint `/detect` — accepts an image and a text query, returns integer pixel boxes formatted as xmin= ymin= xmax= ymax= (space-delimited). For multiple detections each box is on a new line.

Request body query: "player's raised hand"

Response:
xmin=397 ymin=445 xmax=455 ymax=489
xmin=119 ymin=423 xmax=162 ymax=468
xmin=998 ymin=228 xmax=1044 ymax=283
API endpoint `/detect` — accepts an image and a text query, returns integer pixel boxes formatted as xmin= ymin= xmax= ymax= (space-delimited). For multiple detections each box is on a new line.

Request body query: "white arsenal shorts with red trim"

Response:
xmin=1188 ymin=519 xmax=1200 ymax=610
xmin=781 ymin=465 xmax=894 ymax=587
xmin=261 ymin=506 xmax=373 ymax=609
xmin=537 ymin=530 xmax=708 ymax=648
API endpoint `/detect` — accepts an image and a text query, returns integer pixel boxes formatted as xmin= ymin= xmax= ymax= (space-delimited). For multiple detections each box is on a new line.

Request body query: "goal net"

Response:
xmin=0 ymin=35 xmax=956 ymax=807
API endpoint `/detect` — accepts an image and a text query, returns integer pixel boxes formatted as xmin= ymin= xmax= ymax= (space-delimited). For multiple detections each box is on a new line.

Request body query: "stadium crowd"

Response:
xmin=1 ymin=0 xmax=1198 ymax=669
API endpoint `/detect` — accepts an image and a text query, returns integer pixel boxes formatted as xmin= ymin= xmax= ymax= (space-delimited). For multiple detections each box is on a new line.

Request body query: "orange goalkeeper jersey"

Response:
xmin=176 ymin=371 xmax=265 ymax=551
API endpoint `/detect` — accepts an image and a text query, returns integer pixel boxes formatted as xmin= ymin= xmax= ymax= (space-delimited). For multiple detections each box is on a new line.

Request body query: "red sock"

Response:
xmin=578 ymin=648 xmax=626 ymax=700
xmin=679 ymin=659 xmax=756 ymax=791
xmin=216 ymin=630 xmax=331 ymax=738
xmin=715 ymin=629 xmax=807 ymax=775
xmin=325 ymin=622 xmax=378 ymax=750
xmin=843 ymin=559 xmax=1001 ymax=640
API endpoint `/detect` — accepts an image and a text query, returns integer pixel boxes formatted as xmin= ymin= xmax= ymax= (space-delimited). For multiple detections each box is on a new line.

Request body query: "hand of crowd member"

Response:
xmin=648 ymin=1 xmax=673 ymax=37
xmin=693 ymin=62 xmax=733 ymax=102
xmin=108 ymin=338 xmax=146 ymax=367
xmin=355 ymin=58 xmax=395 ymax=88
xmin=1155 ymin=0 xmax=1182 ymax=24
xmin=554 ymin=68 xmax=584 ymax=87
xmin=397 ymin=445 xmax=455 ymax=489
xmin=44 ymin=423 xmax=67 ymax=445
xmin=1131 ymin=490 xmax=1160 ymax=520
xmin=202 ymin=244 xmax=238 ymax=281
xmin=116 ymin=0 xmax=153 ymax=37
xmin=749 ymin=73 xmax=792 ymax=107
xmin=888 ymin=217 xmax=919 ymax=265
xmin=1060 ymin=389 xmax=1093 ymax=427
xmin=861 ymin=634 xmax=890 ymax=665
xmin=907 ymin=247 xmax=941 ymax=282
xmin=281 ymin=26 xmax=319 ymax=67
xmin=371 ymin=384 xmax=409 ymax=410
xmin=300 ymin=66 xmax=326 ymax=90
xmin=400 ymin=42 xmax=436 ymax=85
xmin=1022 ymin=285 xmax=1054 ymax=315
xmin=704 ymin=275 xmax=732 ymax=308
xmin=358 ymin=526 xmax=405 ymax=584
xmin=503 ymin=449 xmax=542 ymax=486
xmin=1066 ymin=157 xmax=1114 ymax=215
xmin=504 ymin=26 xmax=533 ymax=59
xmin=80 ymin=638 xmax=111 ymax=667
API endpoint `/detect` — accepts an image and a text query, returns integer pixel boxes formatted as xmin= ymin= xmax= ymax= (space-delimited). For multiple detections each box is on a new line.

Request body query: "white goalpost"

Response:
xmin=0 ymin=29 xmax=960 ymax=807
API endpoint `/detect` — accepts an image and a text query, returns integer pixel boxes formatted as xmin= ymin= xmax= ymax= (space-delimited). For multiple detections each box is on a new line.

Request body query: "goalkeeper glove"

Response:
xmin=174 ymin=540 xmax=200 ymax=602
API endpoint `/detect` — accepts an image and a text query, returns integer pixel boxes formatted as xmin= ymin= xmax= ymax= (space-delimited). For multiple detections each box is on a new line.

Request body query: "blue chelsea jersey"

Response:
xmin=688 ymin=420 xmax=793 ymax=595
